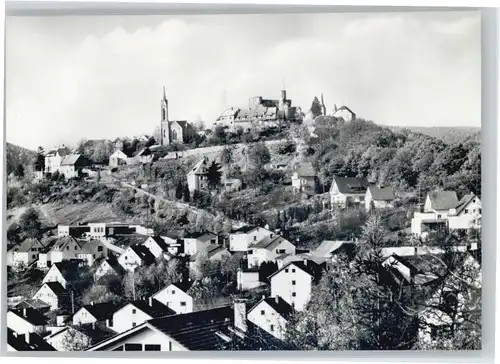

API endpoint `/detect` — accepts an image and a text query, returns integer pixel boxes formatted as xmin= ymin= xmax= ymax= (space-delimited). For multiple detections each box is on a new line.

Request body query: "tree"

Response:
xmin=33 ymin=146 xmax=45 ymax=172
xmin=310 ymin=96 xmax=323 ymax=118
xmin=14 ymin=164 xmax=25 ymax=178
xmin=175 ymin=181 xmax=183 ymax=199
xmin=205 ymin=161 xmax=223 ymax=189
xmin=247 ymin=142 xmax=271 ymax=169
xmin=19 ymin=207 xmax=43 ymax=239
xmin=61 ymin=328 xmax=93 ymax=351
xmin=81 ymin=284 xmax=121 ymax=305
xmin=182 ymin=184 xmax=191 ymax=202
xmin=221 ymin=146 xmax=234 ymax=167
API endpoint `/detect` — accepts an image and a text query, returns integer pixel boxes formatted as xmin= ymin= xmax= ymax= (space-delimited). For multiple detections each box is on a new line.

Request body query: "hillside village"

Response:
xmin=6 ymin=88 xmax=482 ymax=351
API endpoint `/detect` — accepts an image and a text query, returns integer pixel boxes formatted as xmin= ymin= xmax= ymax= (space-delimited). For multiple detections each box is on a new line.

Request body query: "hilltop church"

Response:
xmin=160 ymin=87 xmax=195 ymax=146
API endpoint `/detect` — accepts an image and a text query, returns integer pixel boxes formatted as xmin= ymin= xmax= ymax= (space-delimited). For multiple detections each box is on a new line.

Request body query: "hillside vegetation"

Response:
xmin=6 ymin=142 xmax=36 ymax=177
xmin=388 ymin=126 xmax=480 ymax=145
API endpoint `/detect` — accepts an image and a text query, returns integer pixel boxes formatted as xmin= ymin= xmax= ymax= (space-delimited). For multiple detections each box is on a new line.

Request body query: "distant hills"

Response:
xmin=387 ymin=126 xmax=480 ymax=144
xmin=6 ymin=142 xmax=36 ymax=176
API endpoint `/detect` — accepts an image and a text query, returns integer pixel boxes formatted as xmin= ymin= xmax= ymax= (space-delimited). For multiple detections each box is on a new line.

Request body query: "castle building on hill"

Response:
xmin=160 ymin=87 xmax=195 ymax=146
xmin=215 ymin=88 xmax=298 ymax=131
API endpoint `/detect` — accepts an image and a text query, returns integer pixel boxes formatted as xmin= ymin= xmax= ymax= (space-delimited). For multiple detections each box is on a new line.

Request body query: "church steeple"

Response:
xmin=161 ymin=86 xmax=169 ymax=122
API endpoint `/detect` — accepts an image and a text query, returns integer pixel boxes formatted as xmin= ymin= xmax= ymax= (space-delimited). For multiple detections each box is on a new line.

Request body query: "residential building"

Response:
xmin=76 ymin=239 xmax=110 ymax=266
xmin=111 ymin=298 xmax=176 ymax=334
xmin=291 ymin=162 xmax=317 ymax=193
xmin=72 ymin=302 xmax=121 ymax=327
xmin=7 ymin=328 xmax=56 ymax=352
xmin=331 ymin=104 xmax=356 ymax=122
xmin=133 ymin=147 xmax=155 ymax=165
xmin=94 ymin=257 xmax=126 ymax=281
xmin=58 ymin=154 xmax=88 ymax=179
xmin=247 ymin=235 xmax=296 ymax=268
xmin=229 ymin=225 xmax=274 ymax=252
xmin=39 ymin=236 xmax=83 ymax=268
xmin=268 ymin=260 xmax=325 ymax=311
xmin=7 ymin=308 xmax=48 ymax=335
xmin=57 ymin=224 xmax=90 ymax=238
xmin=41 ymin=261 xmax=83 ymax=289
xmin=329 ymin=176 xmax=370 ymax=208
xmin=109 ymin=149 xmax=133 ymax=168
xmin=143 ymin=236 xmax=171 ymax=259
xmin=160 ymin=87 xmax=195 ymax=146
xmin=152 ymin=281 xmax=194 ymax=314
xmin=87 ymin=302 xmax=281 ymax=351
xmin=186 ymin=157 xmax=211 ymax=192
xmin=9 ymin=238 xmax=45 ymax=269
xmin=44 ymin=146 xmax=71 ymax=174
xmin=118 ymin=244 xmax=156 ymax=273
xmin=183 ymin=231 xmax=218 ymax=256
xmin=411 ymin=192 xmax=482 ymax=236
xmin=247 ymin=295 xmax=293 ymax=340
xmin=32 ymin=282 xmax=67 ymax=311
xmin=365 ymin=185 xmax=395 ymax=211
xmin=236 ymin=269 xmax=264 ymax=291
xmin=14 ymin=299 xmax=51 ymax=315
xmin=87 ymin=222 xmax=134 ymax=240
xmin=189 ymin=244 xmax=231 ymax=275
xmin=45 ymin=324 xmax=116 ymax=351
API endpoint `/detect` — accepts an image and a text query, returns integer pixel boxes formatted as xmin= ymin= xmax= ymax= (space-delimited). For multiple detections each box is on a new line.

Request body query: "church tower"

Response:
xmin=160 ymin=86 xmax=170 ymax=146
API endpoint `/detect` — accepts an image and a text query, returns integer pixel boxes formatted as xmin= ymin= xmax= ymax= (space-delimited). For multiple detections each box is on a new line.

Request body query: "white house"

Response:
xmin=9 ymin=238 xmax=46 ymax=269
xmin=183 ymin=232 xmax=218 ymax=256
xmin=229 ymin=225 xmax=274 ymax=252
xmin=111 ymin=298 xmax=175 ymax=334
xmin=41 ymin=260 xmax=86 ymax=289
xmin=7 ymin=308 xmax=48 ymax=335
xmin=447 ymin=194 xmax=482 ymax=231
xmin=57 ymin=224 xmax=90 ymax=238
xmin=142 ymin=236 xmax=171 ymax=259
xmin=291 ymin=162 xmax=317 ymax=193
xmin=247 ymin=296 xmax=293 ymax=340
xmin=247 ymin=236 xmax=296 ymax=268
xmin=44 ymin=146 xmax=71 ymax=174
xmin=365 ymin=185 xmax=395 ymax=211
xmin=118 ymin=245 xmax=156 ymax=273
xmin=40 ymin=236 xmax=83 ymax=268
xmin=58 ymin=154 xmax=87 ymax=179
xmin=236 ymin=270 xmax=264 ymax=291
xmin=152 ymin=281 xmax=194 ymax=314
xmin=268 ymin=260 xmax=325 ymax=311
xmin=330 ymin=176 xmax=370 ymax=208
xmin=186 ymin=157 xmax=210 ymax=192
xmin=32 ymin=282 xmax=67 ymax=311
xmin=109 ymin=150 xmax=133 ymax=168
xmin=331 ymin=105 xmax=356 ymax=122
xmin=72 ymin=302 xmax=121 ymax=327
xmin=94 ymin=258 xmax=126 ymax=281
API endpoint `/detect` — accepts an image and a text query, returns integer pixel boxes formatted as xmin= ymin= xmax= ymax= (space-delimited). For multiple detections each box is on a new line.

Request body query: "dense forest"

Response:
xmin=6 ymin=143 xmax=36 ymax=177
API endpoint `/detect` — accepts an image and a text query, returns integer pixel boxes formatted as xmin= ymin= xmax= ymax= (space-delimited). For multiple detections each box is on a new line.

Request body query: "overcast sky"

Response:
xmin=6 ymin=11 xmax=480 ymax=150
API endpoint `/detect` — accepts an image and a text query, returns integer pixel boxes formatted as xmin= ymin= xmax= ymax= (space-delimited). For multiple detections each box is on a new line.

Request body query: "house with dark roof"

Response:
xmin=268 ymin=259 xmax=326 ymax=311
xmin=87 ymin=301 xmax=284 ymax=351
xmin=109 ymin=149 xmax=134 ymax=168
xmin=291 ymin=162 xmax=317 ymax=193
xmin=229 ymin=225 xmax=274 ymax=252
xmin=9 ymin=238 xmax=45 ymax=269
xmin=32 ymin=282 xmax=68 ymax=311
xmin=365 ymin=185 xmax=395 ymax=211
xmin=247 ymin=235 xmax=296 ymax=268
xmin=329 ymin=176 xmax=370 ymax=208
xmin=38 ymin=236 xmax=83 ymax=269
xmin=72 ymin=301 xmax=121 ymax=327
xmin=7 ymin=328 xmax=56 ymax=352
xmin=411 ymin=191 xmax=481 ymax=237
xmin=186 ymin=156 xmax=219 ymax=192
xmin=143 ymin=236 xmax=171 ymax=259
xmin=331 ymin=104 xmax=356 ymax=122
xmin=183 ymin=231 xmax=218 ymax=256
xmin=15 ymin=299 xmax=51 ymax=315
xmin=45 ymin=323 xmax=116 ymax=351
xmin=111 ymin=298 xmax=176 ymax=333
xmin=7 ymin=307 xmax=49 ymax=335
xmin=152 ymin=280 xmax=194 ymax=314
xmin=94 ymin=256 xmax=126 ymax=281
xmin=58 ymin=154 xmax=88 ymax=179
xmin=247 ymin=295 xmax=294 ymax=340
xmin=44 ymin=146 xmax=71 ymax=175
xmin=118 ymin=244 xmax=156 ymax=272
xmin=41 ymin=260 xmax=83 ymax=289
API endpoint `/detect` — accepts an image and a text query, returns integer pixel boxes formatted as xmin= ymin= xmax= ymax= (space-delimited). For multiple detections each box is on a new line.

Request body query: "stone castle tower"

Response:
xmin=160 ymin=86 xmax=169 ymax=146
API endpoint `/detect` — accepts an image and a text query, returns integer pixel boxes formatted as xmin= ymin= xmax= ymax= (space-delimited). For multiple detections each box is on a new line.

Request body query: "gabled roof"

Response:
xmin=188 ymin=157 xmax=210 ymax=176
xmin=7 ymin=328 xmax=56 ymax=351
xmin=248 ymin=296 xmax=294 ymax=320
xmin=146 ymin=236 xmax=170 ymax=252
xmin=206 ymin=244 xmax=229 ymax=258
xmin=80 ymin=302 xmax=121 ymax=321
xmin=42 ymin=281 xmax=67 ymax=296
xmin=51 ymin=236 xmax=81 ymax=252
xmin=230 ymin=225 xmax=259 ymax=234
xmin=15 ymin=299 xmax=51 ymax=311
xmin=51 ymin=261 xmax=82 ymax=282
xmin=427 ymin=190 xmax=459 ymax=210
xmin=170 ymin=120 xmax=189 ymax=128
xmin=332 ymin=176 xmax=369 ymax=194
xmin=111 ymin=149 xmax=133 ymax=158
xmin=293 ymin=162 xmax=316 ymax=177
xmin=268 ymin=260 xmax=325 ymax=283
xmin=251 ymin=235 xmax=291 ymax=250
xmin=334 ymin=105 xmax=355 ymax=115
xmin=60 ymin=154 xmax=84 ymax=166
xmin=125 ymin=299 xmax=176 ymax=318
xmin=455 ymin=193 xmax=479 ymax=215
xmin=312 ymin=240 xmax=356 ymax=258
xmin=9 ymin=307 xmax=49 ymax=326
xmin=134 ymin=147 xmax=152 ymax=157
xmin=171 ymin=280 xmax=194 ymax=293
xmin=12 ymin=238 xmax=44 ymax=253
xmin=184 ymin=231 xmax=217 ymax=241
xmin=127 ymin=244 xmax=156 ymax=265
xmin=98 ymin=257 xmax=126 ymax=276
xmin=368 ymin=185 xmax=395 ymax=201
xmin=46 ymin=324 xmax=116 ymax=346
xmin=46 ymin=147 xmax=70 ymax=157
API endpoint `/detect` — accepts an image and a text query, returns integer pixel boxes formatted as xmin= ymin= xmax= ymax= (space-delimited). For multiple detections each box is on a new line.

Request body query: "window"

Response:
xmin=479 ymin=208 xmax=482 ymax=214
xmin=132 ymin=309 xmax=136 ymax=314
xmin=260 ymin=310 xmax=265 ymax=315
xmin=465 ymin=209 xmax=469 ymax=214
xmin=180 ymin=302 xmax=186 ymax=307
xmin=109 ymin=319 xmax=113 ymax=327
xmin=248 ymin=249 xmax=253 ymax=254
xmin=98 ymin=246 xmax=103 ymax=252
xmin=292 ymin=280 xmax=296 ymax=285
xmin=132 ymin=322 xmax=137 ymax=327
xmin=270 ymin=325 xmax=274 ymax=332
xmin=437 ymin=215 xmax=442 ymax=219
xmin=172 ymin=290 xmax=176 ymax=294
xmin=292 ymin=292 xmax=296 ymax=297
xmin=125 ymin=256 xmax=128 ymax=260
xmin=124 ymin=343 xmax=141 ymax=351
xmin=169 ymin=342 xmax=173 ymax=351
xmin=145 ymin=344 xmax=161 ymax=351
xmin=32 ymin=254 xmax=36 ymax=259
xmin=253 ymin=236 xmax=257 ymax=241
xmin=75 ymin=246 xmax=78 ymax=250
xmin=291 ymin=268 xmax=296 ymax=273
xmin=66 ymin=246 xmax=70 ymax=250
xmin=285 ymin=268 xmax=289 ymax=273
xmin=277 ymin=249 xmax=286 ymax=254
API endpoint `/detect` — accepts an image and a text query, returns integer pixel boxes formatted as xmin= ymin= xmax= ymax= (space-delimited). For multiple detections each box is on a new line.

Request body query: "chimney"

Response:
xmin=233 ymin=299 xmax=247 ymax=335
xmin=92 ymin=322 xmax=96 ymax=330
xmin=275 ymin=296 xmax=279 ymax=304
xmin=25 ymin=333 xmax=30 ymax=344
xmin=303 ymin=259 xmax=308 ymax=266
xmin=23 ymin=308 xmax=27 ymax=317
xmin=149 ymin=296 xmax=153 ymax=306
xmin=261 ymin=295 xmax=265 ymax=300
xmin=90 ymin=301 xmax=94 ymax=306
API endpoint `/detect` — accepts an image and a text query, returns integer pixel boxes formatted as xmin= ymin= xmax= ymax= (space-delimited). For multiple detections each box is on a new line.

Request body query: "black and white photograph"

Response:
xmin=5 ymin=9 xmax=482 ymax=352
